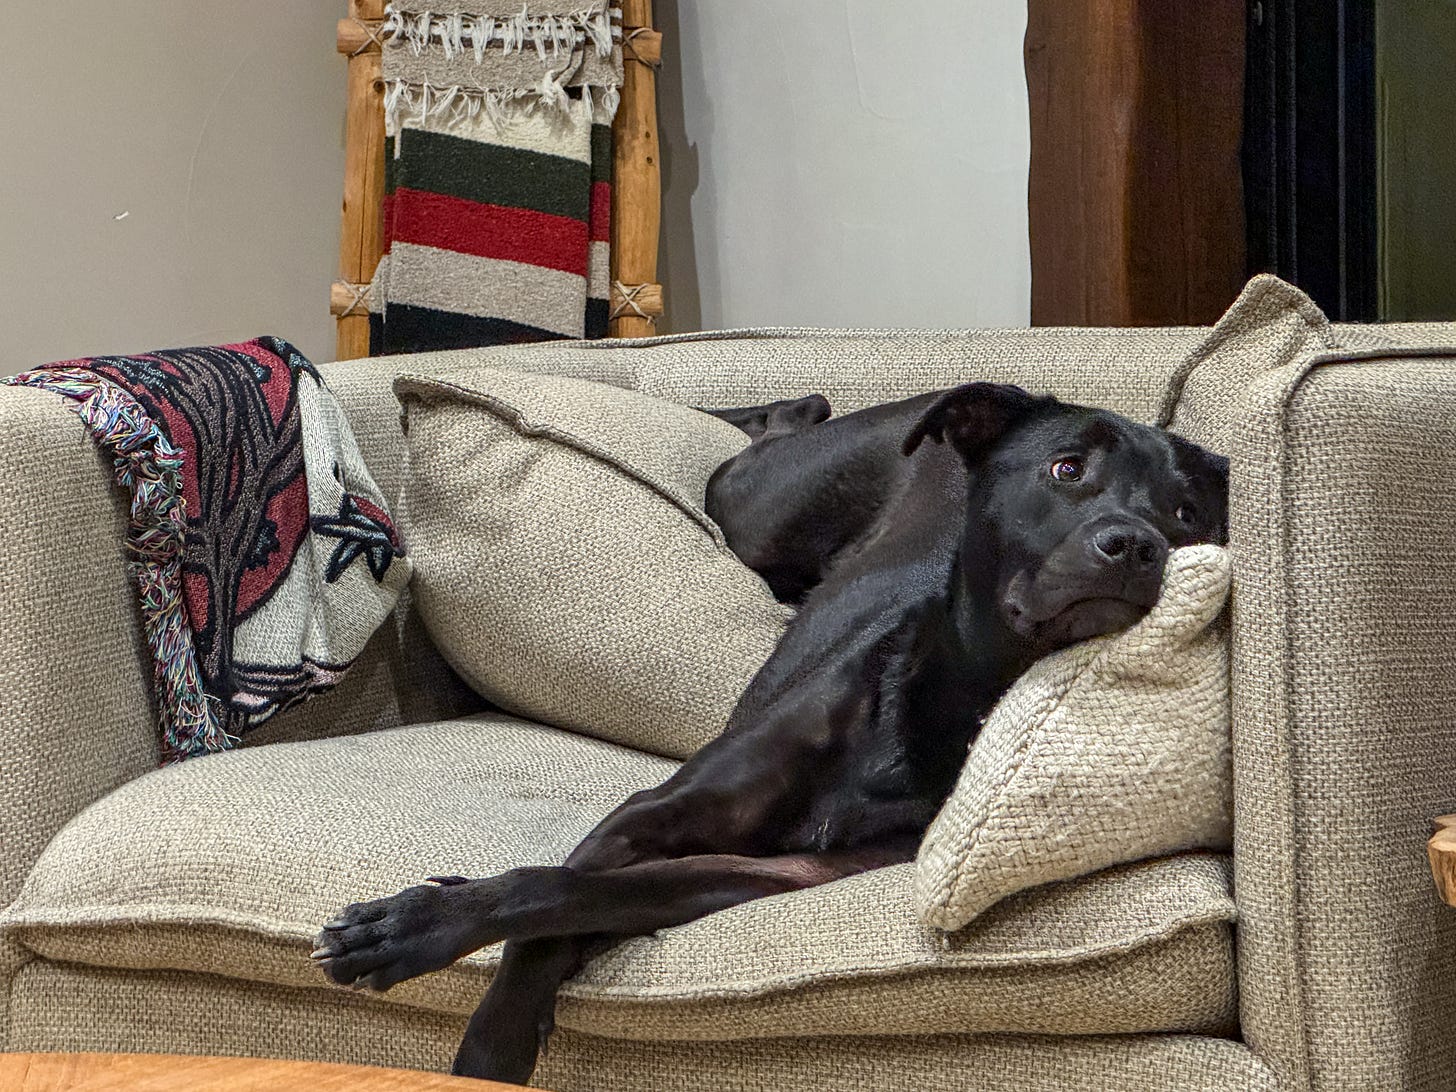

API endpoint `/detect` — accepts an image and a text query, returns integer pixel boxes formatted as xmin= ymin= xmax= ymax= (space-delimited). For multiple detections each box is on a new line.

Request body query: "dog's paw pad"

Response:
xmin=312 ymin=882 xmax=486 ymax=992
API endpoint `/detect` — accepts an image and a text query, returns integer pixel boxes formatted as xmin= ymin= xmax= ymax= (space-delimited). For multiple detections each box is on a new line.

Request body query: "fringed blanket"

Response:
xmin=4 ymin=337 xmax=410 ymax=761
xmin=369 ymin=2 xmax=622 ymax=353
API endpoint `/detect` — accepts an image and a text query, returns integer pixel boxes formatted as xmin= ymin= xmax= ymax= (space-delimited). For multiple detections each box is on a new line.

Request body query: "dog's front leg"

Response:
xmin=447 ymin=844 xmax=916 ymax=1083
xmin=451 ymin=935 xmax=594 ymax=1084
xmin=313 ymin=846 xmax=873 ymax=991
xmin=319 ymin=844 xmax=914 ymax=1081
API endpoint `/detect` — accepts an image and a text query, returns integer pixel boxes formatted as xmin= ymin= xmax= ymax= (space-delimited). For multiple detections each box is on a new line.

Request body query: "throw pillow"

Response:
xmin=915 ymin=545 xmax=1232 ymax=931
xmin=394 ymin=367 xmax=794 ymax=759
xmin=1157 ymin=273 xmax=1337 ymax=453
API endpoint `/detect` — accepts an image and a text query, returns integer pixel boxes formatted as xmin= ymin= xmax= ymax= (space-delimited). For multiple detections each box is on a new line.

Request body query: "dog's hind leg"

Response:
xmin=699 ymin=393 xmax=832 ymax=440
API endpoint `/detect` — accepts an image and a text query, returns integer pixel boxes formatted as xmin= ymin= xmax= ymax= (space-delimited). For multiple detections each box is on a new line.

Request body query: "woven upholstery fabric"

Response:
xmin=7 ymin=965 xmax=1274 ymax=1092
xmin=0 ymin=385 xmax=160 ymax=1038
xmin=395 ymin=367 xmax=793 ymax=758
xmin=1159 ymin=274 xmax=1403 ymax=454
xmin=1335 ymin=320 xmax=1456 ymax=348
xmin=916 ymin=547 xmax=1233 ymax=930
xmin=1226 ymin=345 xmax=1456 ymax=1091
xmin=2 ymin=713 xmax=1237 ymax=1042
xmin=1143 ymin=278 xmax=1456 ymax=1087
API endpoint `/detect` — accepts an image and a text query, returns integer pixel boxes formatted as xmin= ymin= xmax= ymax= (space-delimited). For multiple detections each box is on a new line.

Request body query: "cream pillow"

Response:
xmin=915 ymin=545 xmax=1233 ymax=931
xmin=394 ymin=367 xmax=794 ymax=760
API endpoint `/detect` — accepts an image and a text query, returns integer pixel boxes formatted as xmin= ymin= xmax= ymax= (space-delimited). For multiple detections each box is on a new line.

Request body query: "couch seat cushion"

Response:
xmin=2 ymin=715 xmax=1238 ymax=1041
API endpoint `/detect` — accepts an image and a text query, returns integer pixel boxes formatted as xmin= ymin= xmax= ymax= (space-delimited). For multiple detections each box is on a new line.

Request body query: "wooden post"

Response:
xmin=610 ymin=0 xmax=664 ymax=337
xmin=334 ymin=0 xmax=386 ymax=360
xmin=1025 ymin=1 xmax=1245 ymax=325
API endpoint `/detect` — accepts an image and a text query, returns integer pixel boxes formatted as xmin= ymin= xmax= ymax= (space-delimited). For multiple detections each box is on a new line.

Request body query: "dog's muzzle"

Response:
xmin=1001 ymin=518 xmax=1169 ymax=645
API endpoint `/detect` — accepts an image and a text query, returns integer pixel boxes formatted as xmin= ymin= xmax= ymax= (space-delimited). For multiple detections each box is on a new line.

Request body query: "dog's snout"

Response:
xmin=1091 ymin=524 xmax=1166 ymax=569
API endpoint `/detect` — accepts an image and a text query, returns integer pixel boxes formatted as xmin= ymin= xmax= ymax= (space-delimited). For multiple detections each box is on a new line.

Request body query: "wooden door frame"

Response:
xmin=1025 ymin=2 xmax=1247 ymax=327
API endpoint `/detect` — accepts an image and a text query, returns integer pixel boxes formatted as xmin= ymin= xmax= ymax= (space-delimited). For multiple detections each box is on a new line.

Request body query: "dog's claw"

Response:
xmin=320 ymin=918 xmax=349 ymax=930
xmin=310 ymin=947 xmax=334 ymax=961
xmin=426 ymin=874 xmax=470 ymax=886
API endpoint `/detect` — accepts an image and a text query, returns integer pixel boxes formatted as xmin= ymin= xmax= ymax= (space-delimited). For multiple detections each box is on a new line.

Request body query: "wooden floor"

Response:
xmin=0 ymin=1053 xmax=527 ymax=1091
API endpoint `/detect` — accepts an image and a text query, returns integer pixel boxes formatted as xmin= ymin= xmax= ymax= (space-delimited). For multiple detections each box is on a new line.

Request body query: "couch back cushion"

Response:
xmin=327 ymin=327 xmax=1207 ymax=457
xmin=273 ymin=324 xmax=1208 ymax=749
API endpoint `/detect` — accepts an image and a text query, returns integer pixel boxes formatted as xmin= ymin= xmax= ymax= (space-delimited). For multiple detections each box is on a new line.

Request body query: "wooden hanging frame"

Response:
xmin=331 ymin=0 xmax=664 ymax=359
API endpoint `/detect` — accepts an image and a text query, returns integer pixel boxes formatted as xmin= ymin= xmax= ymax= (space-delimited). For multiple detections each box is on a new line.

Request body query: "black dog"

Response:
xmin=312 ymin=383 xmax=1229 ymax=1083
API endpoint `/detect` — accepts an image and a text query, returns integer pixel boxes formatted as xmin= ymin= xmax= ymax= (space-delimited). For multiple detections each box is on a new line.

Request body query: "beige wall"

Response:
xmin=0 ymin=2 xmax=345 ymax=367
xmin=656 ymin=0 xmax=1030 ymax=331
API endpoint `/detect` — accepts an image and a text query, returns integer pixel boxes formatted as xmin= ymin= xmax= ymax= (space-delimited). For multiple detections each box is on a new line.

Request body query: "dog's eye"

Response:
xmin=1176 ymin=504 xmax=1197 ymax=523
xmin=1049 ymin=457 xmax=1084 ymax=482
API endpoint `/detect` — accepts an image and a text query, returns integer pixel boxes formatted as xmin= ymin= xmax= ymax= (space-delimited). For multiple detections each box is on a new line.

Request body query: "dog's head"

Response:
xmin=904 ymin=382 xmax=1228 ymax=653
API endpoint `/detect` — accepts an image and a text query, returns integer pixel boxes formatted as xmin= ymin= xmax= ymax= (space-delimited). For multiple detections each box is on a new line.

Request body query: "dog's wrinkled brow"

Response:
xmin=1077 ymin=416 xmax=1123 ymax=449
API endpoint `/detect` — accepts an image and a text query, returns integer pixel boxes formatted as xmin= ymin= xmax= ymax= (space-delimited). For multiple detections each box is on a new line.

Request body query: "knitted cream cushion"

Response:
xmin=394 ymin=367 xmax=794 ymax=759
xmin=915 ymin=545 xmax=1233 ymax=931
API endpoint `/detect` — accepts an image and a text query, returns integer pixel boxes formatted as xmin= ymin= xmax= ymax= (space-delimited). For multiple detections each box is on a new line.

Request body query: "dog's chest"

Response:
xmin=787 ymin=713 xmax=973 ymax=853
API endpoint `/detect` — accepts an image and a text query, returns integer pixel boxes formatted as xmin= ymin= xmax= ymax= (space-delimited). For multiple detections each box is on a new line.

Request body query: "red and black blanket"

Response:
xmin=5 ymin=337 xmax=410 ymax=761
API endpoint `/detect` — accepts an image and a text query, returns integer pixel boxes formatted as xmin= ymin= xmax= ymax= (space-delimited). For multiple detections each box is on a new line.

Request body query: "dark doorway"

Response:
xmin=1243 ymin=0 xmax=1378 ymax=321
xmin=1243 ymin=0 xmax=1456 ymax=322
xmin=1374 ymin=2 xmax=1456 ymax=321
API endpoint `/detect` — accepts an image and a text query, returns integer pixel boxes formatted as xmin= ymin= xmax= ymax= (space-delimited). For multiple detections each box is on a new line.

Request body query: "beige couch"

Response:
xmin=4 ymin=296 xmax=1456 ymax=1090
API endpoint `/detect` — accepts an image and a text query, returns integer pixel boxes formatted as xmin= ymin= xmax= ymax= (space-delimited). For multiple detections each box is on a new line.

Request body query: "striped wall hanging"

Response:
xmin=369 ymin=2 xmax=623 ymax=352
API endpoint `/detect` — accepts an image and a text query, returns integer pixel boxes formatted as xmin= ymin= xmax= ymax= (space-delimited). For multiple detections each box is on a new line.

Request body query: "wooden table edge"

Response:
xmin=1429 ymin=814 xmax=1456 ymax=908
xmin=0 ymin=1051 xmax=532 ymax=1090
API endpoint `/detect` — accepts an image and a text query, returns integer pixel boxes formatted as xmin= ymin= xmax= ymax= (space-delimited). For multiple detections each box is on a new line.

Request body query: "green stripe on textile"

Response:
xmin=590 ymin=123 xmax=613 ymax=184
xmin=396 ymin=128 xmax=590 ymax=220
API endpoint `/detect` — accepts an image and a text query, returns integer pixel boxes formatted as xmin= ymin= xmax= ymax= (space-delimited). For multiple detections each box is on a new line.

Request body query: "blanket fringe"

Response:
xmin=382 ymin=3 xmax=621 ymax=62
xmin=4 ymin=368 xmax=231 ymax=762
xmin=384 ymin=76 xmax=619 ymax=132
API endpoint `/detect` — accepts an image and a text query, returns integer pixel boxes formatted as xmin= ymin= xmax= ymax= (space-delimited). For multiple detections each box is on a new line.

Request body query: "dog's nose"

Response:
xmin=1091 ymin=524 xmax=1166 ymax=569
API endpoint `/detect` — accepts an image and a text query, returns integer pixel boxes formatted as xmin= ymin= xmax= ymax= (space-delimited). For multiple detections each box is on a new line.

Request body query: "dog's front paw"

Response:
xmin=311 ymin=878 xmax=488 ymax=992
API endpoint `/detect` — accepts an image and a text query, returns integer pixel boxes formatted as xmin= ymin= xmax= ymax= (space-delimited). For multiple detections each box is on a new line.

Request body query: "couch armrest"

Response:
xmin=0 ymin=389 xmax=158 ymax=943
xmin=0 ymin=359 xmax=485 ymax=908
xmin=1228 ymin=346 xmax=1456 ymax=1091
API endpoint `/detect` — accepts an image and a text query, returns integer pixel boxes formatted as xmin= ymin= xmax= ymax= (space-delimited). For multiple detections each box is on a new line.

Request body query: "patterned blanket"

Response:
xmin=5 ymin=338 xmax=410 ymax=761
xmin=369 ymin=1 xmax=622 ymax=353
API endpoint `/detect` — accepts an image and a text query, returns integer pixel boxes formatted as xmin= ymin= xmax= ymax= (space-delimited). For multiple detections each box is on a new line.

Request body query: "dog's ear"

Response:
xmin=1167 ymin=433 xmax=1231 ymax=541
xmin=902 ymin=383 xmax=1044 ymax=458
xmin=1167 ymin=433 xmax=1229 ymax=494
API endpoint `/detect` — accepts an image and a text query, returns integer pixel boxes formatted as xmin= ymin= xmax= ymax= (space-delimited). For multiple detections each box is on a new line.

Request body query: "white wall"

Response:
xmin=0 ymin=1 xmax=1029 ymax=365
xmin=0 ymin=2 xmax=345 ymax=366
xmin=656 ymin=0 xmax=1031 ymax=332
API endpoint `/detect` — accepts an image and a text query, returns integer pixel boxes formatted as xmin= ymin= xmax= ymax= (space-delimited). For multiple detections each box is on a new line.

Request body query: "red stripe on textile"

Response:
xmin=589 ymin=181 xmax=612 ymax=243
xmin=390 ymin=188 xmax=588 ymax=275
xmin=381 ymin=193 xmax=396 ymax=256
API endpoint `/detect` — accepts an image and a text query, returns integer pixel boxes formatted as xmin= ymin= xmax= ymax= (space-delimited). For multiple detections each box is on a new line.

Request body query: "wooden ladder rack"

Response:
xmin=331 ymin=0 xmax=664 ymax=359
